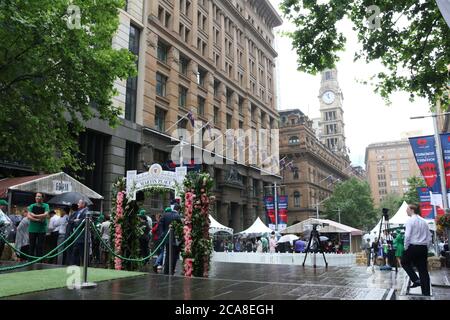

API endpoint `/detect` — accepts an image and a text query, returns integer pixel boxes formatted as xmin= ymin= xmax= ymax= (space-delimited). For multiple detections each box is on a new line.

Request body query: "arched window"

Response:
xmin=294 ymin=191 xmax=301 ymax=207
xmin=289 ymin=136 xmax=299 ymax=144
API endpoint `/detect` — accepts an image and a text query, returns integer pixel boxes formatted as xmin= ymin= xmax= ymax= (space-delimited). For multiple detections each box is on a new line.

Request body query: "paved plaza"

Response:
xmin=2 ymin=260 xmax=449 ymax=300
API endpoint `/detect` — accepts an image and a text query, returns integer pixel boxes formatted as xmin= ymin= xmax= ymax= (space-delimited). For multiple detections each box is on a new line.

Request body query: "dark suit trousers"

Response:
xmin=163 ymin=234 xmax=180 ymax=275
xmin=401 ymin=244 xmax=430 ymax=295
xmin=29 ymin=232 xmax=45 ymax=258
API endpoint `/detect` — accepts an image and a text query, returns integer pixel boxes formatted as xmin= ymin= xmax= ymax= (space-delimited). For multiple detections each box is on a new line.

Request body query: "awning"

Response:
xmin=0 ymin=172 xmax=103 ymax=199
xmin=281 ymin=218 xmax=363 ymax=236
xmin=209 ymin=215 xmax=233 ymax=235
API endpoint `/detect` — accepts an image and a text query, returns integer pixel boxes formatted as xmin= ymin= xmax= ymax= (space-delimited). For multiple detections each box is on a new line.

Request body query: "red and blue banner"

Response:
xmin=264 ymin=195 xmax=289 ymax=231
xmin=264 ymin=196 xmax=276 ymax=228
xmin=409 ymin=136 xmax=443 ymax=208
xmin=277 ymin=196 xmax=288 ymax=224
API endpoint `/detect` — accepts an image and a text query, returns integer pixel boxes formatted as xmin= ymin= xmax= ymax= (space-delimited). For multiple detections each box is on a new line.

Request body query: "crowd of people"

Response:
xmin=213 ymin=232 xmax=348 ymax=254
xmin=0 ymin=193 xmax=185 ymax=275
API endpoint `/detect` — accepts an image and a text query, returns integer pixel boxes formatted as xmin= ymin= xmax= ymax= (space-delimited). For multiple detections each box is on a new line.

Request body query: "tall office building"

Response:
xmin=365 ymin=140 xmax=421 ymax=206
xmin=142 ymin=0 xmax=283 ymax=231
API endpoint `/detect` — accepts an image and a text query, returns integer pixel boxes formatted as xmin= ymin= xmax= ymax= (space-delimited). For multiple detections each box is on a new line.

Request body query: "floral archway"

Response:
xmin=111 ymin=170 xmax=214 ymax=277
xmin=177 ymin=171 xmax=214 ymax=277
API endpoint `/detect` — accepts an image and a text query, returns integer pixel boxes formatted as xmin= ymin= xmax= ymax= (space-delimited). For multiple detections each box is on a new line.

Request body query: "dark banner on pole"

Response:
xmin=277 ymin=196 xmax=288 ymax=231
xmin=439 ymin=133 xmax=450 ymax=206
xmin=264 ymin=196 xmax=276 ymax=229
xmin=409 ymin=136 xmax=443 ymax=208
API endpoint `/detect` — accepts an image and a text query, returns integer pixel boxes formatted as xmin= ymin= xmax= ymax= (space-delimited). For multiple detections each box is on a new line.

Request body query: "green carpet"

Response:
xmin=0 ymin=267 xmax=146 ymax=298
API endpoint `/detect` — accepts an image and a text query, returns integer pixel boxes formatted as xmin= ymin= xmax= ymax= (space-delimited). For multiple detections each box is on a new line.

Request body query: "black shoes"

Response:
xmin=410 ymin=281 xmax=421 ymax=288
xmin=152 ymin=265 xmax=158 ymax=273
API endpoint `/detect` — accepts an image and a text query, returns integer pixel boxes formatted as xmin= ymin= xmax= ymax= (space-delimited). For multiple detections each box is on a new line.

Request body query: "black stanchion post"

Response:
xmin=78 ymin=215 xmax=97 ymax=289
xmin=168 ymin=225 xmax=173 ymax=276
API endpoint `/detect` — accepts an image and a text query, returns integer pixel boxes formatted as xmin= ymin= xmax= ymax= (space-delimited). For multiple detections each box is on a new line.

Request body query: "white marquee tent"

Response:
xmin=209 ymin=215 xmax=233 ymax=235
xmin=365 ymin=201 xmax=437 ymax=242
xmin=238 ymin=217 xmax=274 ymax=237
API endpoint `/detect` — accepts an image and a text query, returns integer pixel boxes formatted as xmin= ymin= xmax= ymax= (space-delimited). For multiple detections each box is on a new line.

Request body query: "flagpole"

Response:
xmin=274 ymin=183 xmax=278 ymax=232
xmin=165 ymin=111 xmax=190 ymax=133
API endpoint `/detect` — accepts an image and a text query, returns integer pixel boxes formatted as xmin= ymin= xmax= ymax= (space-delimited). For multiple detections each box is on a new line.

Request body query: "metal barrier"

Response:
xmin=211 ymin=252 xmax=356 ymax=266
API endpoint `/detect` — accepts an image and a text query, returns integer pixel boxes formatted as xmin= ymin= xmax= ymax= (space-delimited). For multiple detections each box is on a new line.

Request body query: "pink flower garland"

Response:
xmin=183 ymin=192 xmax=194 ymax=277
xmin=114 ymin=191 xmax=124 ymax=270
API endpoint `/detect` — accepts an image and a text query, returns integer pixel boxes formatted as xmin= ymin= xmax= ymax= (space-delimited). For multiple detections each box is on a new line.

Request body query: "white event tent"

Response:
xmin=238 ymin=217 xmax=274 ymax=237
xmin=365 ymin=201 xmax=437 ymax=242
xmin=209 ymin=215 xmax=233 ymax=235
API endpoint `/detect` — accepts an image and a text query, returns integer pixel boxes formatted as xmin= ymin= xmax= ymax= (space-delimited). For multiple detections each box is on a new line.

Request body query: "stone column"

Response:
xmin=166 ymin=47 xmax=180 ymax=138
xmin=102 ymin=137 xmax=126 ymax=212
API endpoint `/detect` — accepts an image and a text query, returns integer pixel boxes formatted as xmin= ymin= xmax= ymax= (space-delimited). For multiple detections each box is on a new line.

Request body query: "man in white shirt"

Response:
xmin=401 ymin=203 xmax=431 ymax=296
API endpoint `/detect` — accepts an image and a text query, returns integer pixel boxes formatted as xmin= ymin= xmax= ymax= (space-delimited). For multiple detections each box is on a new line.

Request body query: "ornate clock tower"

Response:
xmin=318 ymin=68 xmax=348 ymax=156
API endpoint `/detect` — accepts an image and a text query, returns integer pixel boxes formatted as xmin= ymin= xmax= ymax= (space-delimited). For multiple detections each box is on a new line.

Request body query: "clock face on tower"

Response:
xmin=322 ymin=91 xmax=335 ymax=104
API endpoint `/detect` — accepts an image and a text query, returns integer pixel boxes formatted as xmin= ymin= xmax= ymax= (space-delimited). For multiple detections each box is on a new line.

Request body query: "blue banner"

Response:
xmin=277 ymin=196 xmax=288 ymax=226
xmin=409 ymin=136 xmax=443 ymax=207
xmin=264 ymin=196 xmax=276 ymax=226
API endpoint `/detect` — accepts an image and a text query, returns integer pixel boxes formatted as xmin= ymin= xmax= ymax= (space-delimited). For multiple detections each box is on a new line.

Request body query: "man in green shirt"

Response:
xmin=27 ymin=192 xmax=50 ymax=258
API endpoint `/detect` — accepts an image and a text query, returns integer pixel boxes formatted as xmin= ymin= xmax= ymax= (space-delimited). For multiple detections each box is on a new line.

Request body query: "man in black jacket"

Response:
xmin=68 ymin=200 xmax=89 ymax=266
xmin=159 ymin=205 xmax=181 ymax=275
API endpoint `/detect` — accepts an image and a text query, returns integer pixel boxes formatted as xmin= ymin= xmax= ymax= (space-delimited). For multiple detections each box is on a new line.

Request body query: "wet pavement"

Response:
xmin=1 ymin=259 xmax=449 ymax=300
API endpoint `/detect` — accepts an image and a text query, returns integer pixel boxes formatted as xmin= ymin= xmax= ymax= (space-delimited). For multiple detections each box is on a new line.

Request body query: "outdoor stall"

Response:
xmin=281 ymin=218 xmax=363 ymax=253
xmin=0 ymin=172 xmax=104 ymax=212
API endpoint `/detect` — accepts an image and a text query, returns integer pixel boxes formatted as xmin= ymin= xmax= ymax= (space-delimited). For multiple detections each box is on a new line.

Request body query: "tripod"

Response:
xmin=302 ymin=225 xmax=328 ymax=268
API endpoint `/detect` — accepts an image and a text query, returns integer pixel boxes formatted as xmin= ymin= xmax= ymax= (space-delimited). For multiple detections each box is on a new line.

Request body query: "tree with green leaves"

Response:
xmin=323 ymin=177 xmax=377 ymax=231
xmin=402 ymin=176 xmax=426 ymax=205
xmin=279 ymin=0 xmax=450 ymax=106
xmin=378 ymin=193 xmax=403 ymax=214
xmin=0 ymin=0 xmax=136 ymax=173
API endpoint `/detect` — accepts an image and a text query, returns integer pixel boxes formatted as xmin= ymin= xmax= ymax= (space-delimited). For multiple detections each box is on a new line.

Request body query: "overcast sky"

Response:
xmin=269 ymin=0 xmax=434 ymax=167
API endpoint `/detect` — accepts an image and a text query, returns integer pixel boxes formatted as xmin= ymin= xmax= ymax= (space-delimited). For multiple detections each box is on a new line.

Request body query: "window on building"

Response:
xmin=157 ymin=41 xmax=168 ymax=63
xmin=293 ymin=169 xmax=299 ymax=180
xmin=214 ymin=106 xmax=219 ymax=124
xmin=178 ymin=86 xmax=188 ymax=108
xmin=226 ymin=114 xmax=232 ymax=129
xmin=179 ymin=55 xmax=189 ymax=75
xmin=214 ymin=80 xmax=220 ymax=97
xmin=294 ymin=191 xmax=301 ymax=207
xmin=325 ymin=71 xmax=332 ymax=80
xmin=238 ymin=96 xmax=244 ymax=114
xmin=125 ymin=141 xmax=140 ymax=172
xmin=239 ymin=121 xmax=243 ymax=129
xmin=165 ymin=12 xmax=171 ymax=28
xmin=177 ymin=116 xmax=188 ymax=129
xmin=125 ymin=24 xmax=140 ymax=122
xmin=198 ymin=96 xmax=205 ymax=116
xmin=196 ymin=67 xmax=206 ymax=87
xmin=402 ymin=179 xmax=408 ymax=186
xmin=154 ymin=107 xmax=166 ymax=132
xmin=289 ymin=136 xmax=300 ymax=144
xmin=226 ymin=88 xmax=233 ymax=107
xmin=156 ymin=72 xmax=167 ymax=97
xmin=390 ymin=180 xmax=399 ymax=187
xmin=75 ymin=130 xmax=108 ymax=195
